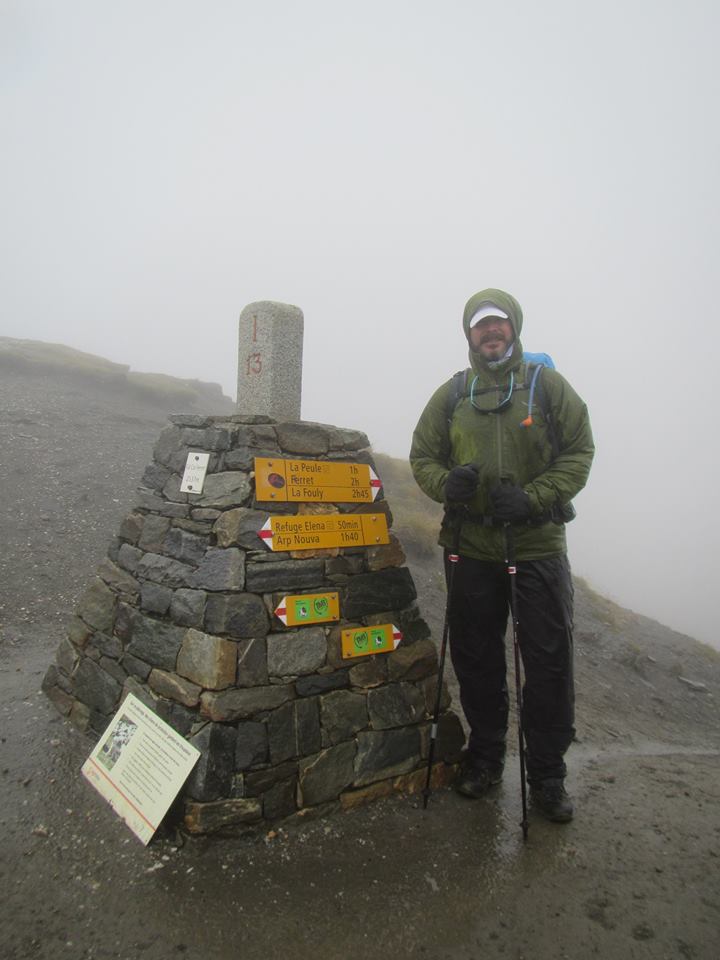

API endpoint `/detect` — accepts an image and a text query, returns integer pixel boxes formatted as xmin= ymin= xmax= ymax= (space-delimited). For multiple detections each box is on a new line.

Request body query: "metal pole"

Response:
xmin=422 ymin=511 xmax=462 ymax=810
xmin=504 ymin=522 xmax=530 ymax=841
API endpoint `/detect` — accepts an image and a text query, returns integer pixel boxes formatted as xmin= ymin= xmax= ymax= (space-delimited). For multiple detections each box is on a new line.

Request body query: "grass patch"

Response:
xmin=0 ymin=337 xmax=233 ymax=411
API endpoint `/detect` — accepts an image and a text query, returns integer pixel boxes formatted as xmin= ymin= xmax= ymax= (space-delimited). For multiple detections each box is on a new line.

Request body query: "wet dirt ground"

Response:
xmin=2 ymin=626 xmax=719 ymax=960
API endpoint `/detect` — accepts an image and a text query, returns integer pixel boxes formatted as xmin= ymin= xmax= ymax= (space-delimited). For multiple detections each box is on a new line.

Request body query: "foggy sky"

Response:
xmin=3 ymin=1 xmax=719 ymax=648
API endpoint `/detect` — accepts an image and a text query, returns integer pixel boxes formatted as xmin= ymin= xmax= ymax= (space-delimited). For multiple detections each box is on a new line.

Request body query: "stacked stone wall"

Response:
xmin=42 ymin=415 xmax=464 ymax=834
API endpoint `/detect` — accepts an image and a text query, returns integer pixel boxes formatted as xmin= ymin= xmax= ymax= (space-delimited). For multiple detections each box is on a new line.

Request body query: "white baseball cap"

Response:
xmin=469 ymin=304 xmax=509 ymax=327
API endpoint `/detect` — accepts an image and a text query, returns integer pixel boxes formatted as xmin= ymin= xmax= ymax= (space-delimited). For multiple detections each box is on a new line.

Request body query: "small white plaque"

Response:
xmin=82 ymin=693 xmax=200 ymax=845
xmin=180 ymin=451 xmax=210 ymax=493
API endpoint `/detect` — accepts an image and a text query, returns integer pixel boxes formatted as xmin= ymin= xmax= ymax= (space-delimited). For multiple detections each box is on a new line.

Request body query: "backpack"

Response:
xmin=444 ymin=352 xmax=576 ymax=523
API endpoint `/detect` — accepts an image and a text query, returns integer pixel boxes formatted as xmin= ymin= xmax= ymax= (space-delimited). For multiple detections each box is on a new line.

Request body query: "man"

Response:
xmin=410 ymin=288 xmax=594 ymax=822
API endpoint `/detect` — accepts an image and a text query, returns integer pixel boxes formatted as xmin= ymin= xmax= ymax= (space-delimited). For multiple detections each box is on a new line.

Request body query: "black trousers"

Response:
xmin=445 ymin=551 xmax=575 ymax=783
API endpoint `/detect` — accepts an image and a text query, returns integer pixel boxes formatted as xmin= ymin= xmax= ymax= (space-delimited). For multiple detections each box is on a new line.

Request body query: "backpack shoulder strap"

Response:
xmin=440 ymin=369 xmax=468 ymax=464
xmin=446 ymin=369 xmax=468 ymax=430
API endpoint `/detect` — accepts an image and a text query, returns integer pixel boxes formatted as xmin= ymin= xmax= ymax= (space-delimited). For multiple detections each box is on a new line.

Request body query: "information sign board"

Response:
xmin=274 ymin=592 xmax=340 ymax=626
xmin=258 ymin=512 xmax=390 ymax=551
xmin=341 ymin=624 xmax=402 ymax=659
xmin=180 ymin=452 xmax=210 ymax=493
xmin=254 ymin=457 xmax=381 ymax=503
xmin=81 ymin=693 xmax=200 ymax=845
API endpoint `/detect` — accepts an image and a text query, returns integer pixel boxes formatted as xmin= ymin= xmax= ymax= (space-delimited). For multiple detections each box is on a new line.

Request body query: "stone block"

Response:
xmin=320 ymin=689 xmax=368 ymax=746
xmin=266 ymin=697 xmax=321 ymax=764
xmin=162 ymin=473 xmax=189 ymax=503
xmin=262 ymin=778 xmax=297 ymax=821
xmin=118 ymin=512 xmax=144 ymax=545
xmin=170 ymin=589 xmax=206 ymax=627
xmin=213 ymin=508 xmax=267 ymax=549
xmin=99 ymin=656 xmax=127 ymax=684
xmin=419 ymin=675 xmax=451 ymax=715
xmin=135 ymin=552 xmax=193 ymax=588
xmin=72 ymin=658 xmax=122 ymax=715
xmin=236 ymin=638 xmax=268 ymax=686
xmin=68 ymin=699 xmax=92 ymax=732
xmin=245 ymin=559 xmax=325 ymax=593
xmin=67 ymin=616 xmax=92 ymax=649
xmin=367 ymin=682 xmax=426 ymax=729
xmin=205 ymin=593 xmax=269 ymax=638
xmin=125 ymin=612 xmax=185 ymax=671
xmin=183 ymin=798 xmax=262 ymax=835
xmin=177 ymin=628 xmax=237 ymax=689
xmin=395 ymin=605 xmax=432 ymax=645
xmin=43 ymin=682 xmax=74 ymax=717
xmin=299 ymin=741 xmax=356 ymax=806
xmin=56 ymin=637 xmax=79 ymax=676
xmin=121 ymin=676 xmax=159 ymax=710
xmin=340 ymin=763 xmax=454 ymax=811
xmin=164 ymin=527 xmax=207 ymax=566
xmin=244 ymin=760 xmax=298 ymax=797
xmin=161 ymin=701 xmax=198 ymax=737
xmin=191 ymin=508 xmax=222 ymax=522
xmin=140 ymin=462 xmax=172 ymax=492
xmin=180 ymin=426 xmax=231 ymax=452
xmin=223 ymin=446 xmax=277 ymax=471
xmin=354 ymin=728 xmax=420 ymax=787
xmin=268 ymin=701 xmax=295 ymax=764
xmin=185 ymin=723 xmax=238 ymax=802
xmin=267 ymin=627 xmax=326 ymax=677
xmin=201 ymin=684 xmax=294 ymax=722
xmin=153 ymin=425 xmax=185 ymax=468
xmin=97 ymin=558 xmax=140 ymax=601
xmin=326 ymin=427 xmax=370 ymax=451
xmin=295 ymin=697 xmax=321 ymax=756
xmin=365 ymin=535 xmax=406 ymax=572
xmin=295 ymin=669 xmax=349 ymax=698
xmin=189 ymin=548 xmax=245 ymax=591
xmin=348 ymin=657 xmax=388 ymax=689
xmin=117 ymin=543 xmax=143 ymax=574
xmin=148 ymin=669 xmax=202 ymax=707
xmin=140 ymin=582 xmax=173 ymax=615
xmin=276 ymin=422 xmax=329 ymax=455
xmin=77 ymin=578 xmax=117 ymax=634
xmin=138 ymin=515 xmax=172 ymax=553
xmin=387 ymin=639 xmax=438 ymax=682
xmin=235 ymin=722 xmax=268 ymax=769
xmin=191 ymin=472 xmax=252 ymax=510
xmin=135 ymin=491 xmax=189 ymax=518
xmin=343 ymin=567 xmax=417 ymax=619
xmin=121 ymin=653 xmax=152 ymax=681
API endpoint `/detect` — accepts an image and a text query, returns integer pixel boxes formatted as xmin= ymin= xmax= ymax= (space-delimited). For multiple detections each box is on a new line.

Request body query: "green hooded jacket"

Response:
xmin=409 ymin=288 xmax=594 ymax=561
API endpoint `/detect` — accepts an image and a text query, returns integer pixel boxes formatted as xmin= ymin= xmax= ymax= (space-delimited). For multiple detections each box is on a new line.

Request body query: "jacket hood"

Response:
xmin=462 ymin=288 xmax=524 ymax=375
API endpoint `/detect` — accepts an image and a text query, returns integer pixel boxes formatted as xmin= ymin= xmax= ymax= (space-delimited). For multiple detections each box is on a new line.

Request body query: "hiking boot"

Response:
xmin=529 ymin=778 xmax=574 ymax=822
xmin=455 ymin=763 xmax=503 ymax=799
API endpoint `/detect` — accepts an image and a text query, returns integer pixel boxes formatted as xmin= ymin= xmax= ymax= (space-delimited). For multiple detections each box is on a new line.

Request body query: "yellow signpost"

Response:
xmin=258 ymin=513 xmax=390 ymax=552
xmin=274 ymin=592 xmax=340 ymax=626
xmin=254 ymin=457 xmax=381 ymax=503
xmin=341 ymin=624 xmax=402 ymax=659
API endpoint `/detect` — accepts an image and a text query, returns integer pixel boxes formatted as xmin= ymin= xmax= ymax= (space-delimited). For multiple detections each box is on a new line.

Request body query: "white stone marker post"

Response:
xmin=237 ymin=301 xmax=304 ymax=420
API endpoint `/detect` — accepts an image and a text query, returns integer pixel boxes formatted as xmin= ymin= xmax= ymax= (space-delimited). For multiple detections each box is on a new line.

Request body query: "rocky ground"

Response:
xmin=1 ymin=359 xmax=719 ymax=960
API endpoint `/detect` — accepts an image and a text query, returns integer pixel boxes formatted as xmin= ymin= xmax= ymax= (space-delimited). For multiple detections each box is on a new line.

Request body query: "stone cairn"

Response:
xmin=42 ymin=303 xmax=464 ymax=835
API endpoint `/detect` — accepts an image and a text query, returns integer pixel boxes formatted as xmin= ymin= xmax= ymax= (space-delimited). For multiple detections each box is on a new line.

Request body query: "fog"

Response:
xmin=3 ymin=1 xmax=719 ymax=648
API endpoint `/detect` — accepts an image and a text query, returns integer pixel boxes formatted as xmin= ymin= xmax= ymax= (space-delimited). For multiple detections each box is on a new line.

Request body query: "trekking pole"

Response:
xmin=422 ymin=508 xmax=463 ymax=810
xmin=503 ymin=522 xmax=530 ymax=841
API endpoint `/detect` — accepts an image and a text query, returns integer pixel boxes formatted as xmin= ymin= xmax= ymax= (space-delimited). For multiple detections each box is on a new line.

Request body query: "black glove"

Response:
xmin=445 ymin=464 xmax=479 ymax=503
xmin=490 ymin=483 xmax=532 ymax=522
